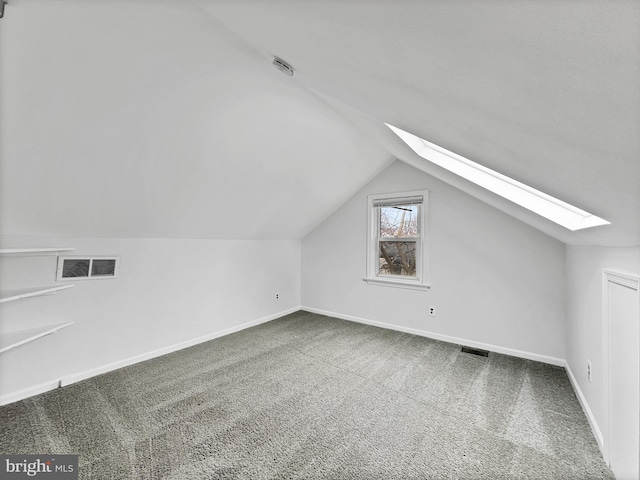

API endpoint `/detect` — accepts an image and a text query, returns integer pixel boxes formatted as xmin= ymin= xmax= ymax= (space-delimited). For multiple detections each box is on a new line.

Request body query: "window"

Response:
xmin=365 ymin=190 xmax=429 ymax=290
xmin=57 ymin=256 xmax=120 ymax=281
xmin=386 ymin=123 xmax=610 ymax=231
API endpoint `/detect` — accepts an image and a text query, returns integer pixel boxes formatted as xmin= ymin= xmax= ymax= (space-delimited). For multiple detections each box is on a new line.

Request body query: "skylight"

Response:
xmin=386 ymin=124 xmax=610 ymax=231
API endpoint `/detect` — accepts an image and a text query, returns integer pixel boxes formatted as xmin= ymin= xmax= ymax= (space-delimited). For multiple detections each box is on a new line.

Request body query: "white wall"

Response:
xmin=565 ymin=245 xmax=640 ymax=447
xmin=302 ymin=160 xmax=566 ymax=362
xmin=0 ymin=235 xmax=300 ymax=404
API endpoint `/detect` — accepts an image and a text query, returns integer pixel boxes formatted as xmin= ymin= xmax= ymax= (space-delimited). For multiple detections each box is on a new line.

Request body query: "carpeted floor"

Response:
xmin=0 ymin=311 xmax=613 ymax=479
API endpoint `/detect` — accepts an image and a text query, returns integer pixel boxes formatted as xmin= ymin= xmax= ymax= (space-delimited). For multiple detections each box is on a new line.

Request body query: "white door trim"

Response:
xmin=602 ymin=269 xmax=640 ymax=466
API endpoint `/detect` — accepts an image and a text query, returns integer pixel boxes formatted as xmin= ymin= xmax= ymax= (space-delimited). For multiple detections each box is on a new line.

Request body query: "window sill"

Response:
xmin=363 ymin=277 xmax=431 ymax=291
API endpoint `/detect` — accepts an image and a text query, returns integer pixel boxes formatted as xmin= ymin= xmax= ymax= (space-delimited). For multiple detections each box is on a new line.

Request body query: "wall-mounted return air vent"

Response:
xmin=57 ymin=256 xmax=120 ymax=281
xmin=461 ymin=346 xmax=489 ymax=357
xmin=272 ymin=57 xmax=294 ymax=76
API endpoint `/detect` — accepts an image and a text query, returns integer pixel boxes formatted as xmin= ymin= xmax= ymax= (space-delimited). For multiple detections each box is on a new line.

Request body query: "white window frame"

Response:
xmin=364 ymin=190 xmax=430 ymax=290
xmin=56 ymin=256 xmax=120 ymax=281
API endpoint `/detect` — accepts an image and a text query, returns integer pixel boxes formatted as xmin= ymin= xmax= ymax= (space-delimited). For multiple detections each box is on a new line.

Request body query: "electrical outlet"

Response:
xmin=275 ymin=292 xmax=279 ymax=301
xmin=587 ymin=360 xmax=592 ymax=382
xmin=428 ymin=305 xmax=436 ymax=317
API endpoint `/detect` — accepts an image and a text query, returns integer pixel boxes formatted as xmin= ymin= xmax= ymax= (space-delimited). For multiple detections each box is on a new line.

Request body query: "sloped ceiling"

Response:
xmin=196 ymin=0 xmax=640 ymax=247
xmin=0 ymin=0 xmax=392 ymax=239
xmin=1 ymin=0 xmax=639 ymax=246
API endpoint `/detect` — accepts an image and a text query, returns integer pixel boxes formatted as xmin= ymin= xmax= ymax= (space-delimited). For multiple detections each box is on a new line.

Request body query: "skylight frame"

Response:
xmin=385 ymin=124 xmax=610 ymax=231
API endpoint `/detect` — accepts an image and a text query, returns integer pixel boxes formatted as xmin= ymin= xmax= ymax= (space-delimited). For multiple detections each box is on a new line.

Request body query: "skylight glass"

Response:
xmin=386 ymin=124 xmax=610 ymax=231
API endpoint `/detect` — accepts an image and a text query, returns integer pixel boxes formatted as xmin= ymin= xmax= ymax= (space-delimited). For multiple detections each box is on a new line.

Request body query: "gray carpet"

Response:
xmin=0 ymin=311 xmax=613 ymax=479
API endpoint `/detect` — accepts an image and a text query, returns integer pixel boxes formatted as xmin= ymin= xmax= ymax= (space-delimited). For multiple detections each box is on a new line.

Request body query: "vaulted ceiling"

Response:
xmin=1 ymin=0 xmax=638 ymax=246
xmin=0 ymin=0 xmax=391 ymax=239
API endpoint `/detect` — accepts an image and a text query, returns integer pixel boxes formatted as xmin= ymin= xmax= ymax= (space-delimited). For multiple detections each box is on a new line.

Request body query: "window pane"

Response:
xmin=379 ymin=205 xmax=418 ymax=238
xmin=378 ymin=241 xmax=416 ymax=276
xmin=91 ymin=259 xmax=116 ymax=277
xmin=62 ymin=259 xmax=90 ymax=278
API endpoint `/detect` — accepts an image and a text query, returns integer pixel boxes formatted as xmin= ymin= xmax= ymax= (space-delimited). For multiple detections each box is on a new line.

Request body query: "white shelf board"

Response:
xmin=0 ymin=248 xmax=75 ymax=255
xmin=0 ymin=322 xmax=74 ymax=353
xmin=0 ymin=284 xmax=75 ymax=304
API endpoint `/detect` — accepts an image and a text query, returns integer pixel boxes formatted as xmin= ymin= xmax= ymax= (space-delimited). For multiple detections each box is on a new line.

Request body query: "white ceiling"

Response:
xmin=0 ymin=0 xmax=392 ymax=239
xmin=1 ymin=0 xmax=639 ymax=245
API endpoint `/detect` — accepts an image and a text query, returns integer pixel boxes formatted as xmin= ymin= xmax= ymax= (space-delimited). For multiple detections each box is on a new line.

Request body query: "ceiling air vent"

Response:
xmin=272 ymin=57 xmax=294 ymax=76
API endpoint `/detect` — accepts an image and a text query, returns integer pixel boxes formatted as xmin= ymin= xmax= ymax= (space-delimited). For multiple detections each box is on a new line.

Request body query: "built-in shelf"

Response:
xmin=0 ymin=248 xmax=76 ymax=353
xmin=0 ymin=322 xmax=74 ymax=354
xmin=0 ymin=284 xmax=75 ymax=304
xmin=0 ymin=248 xmax=75 ymax=255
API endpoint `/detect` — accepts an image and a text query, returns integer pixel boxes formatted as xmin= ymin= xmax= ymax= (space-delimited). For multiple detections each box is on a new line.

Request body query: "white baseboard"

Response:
xmin=301 ymin=306 xmax=565 ymax=366
xmin=0 ymin=379 xmax=63 ymax=408
xmin=0 ymin=306 xmax=300 ymax=406
xmin=564 ymin=360 xmax=604 ymax=451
